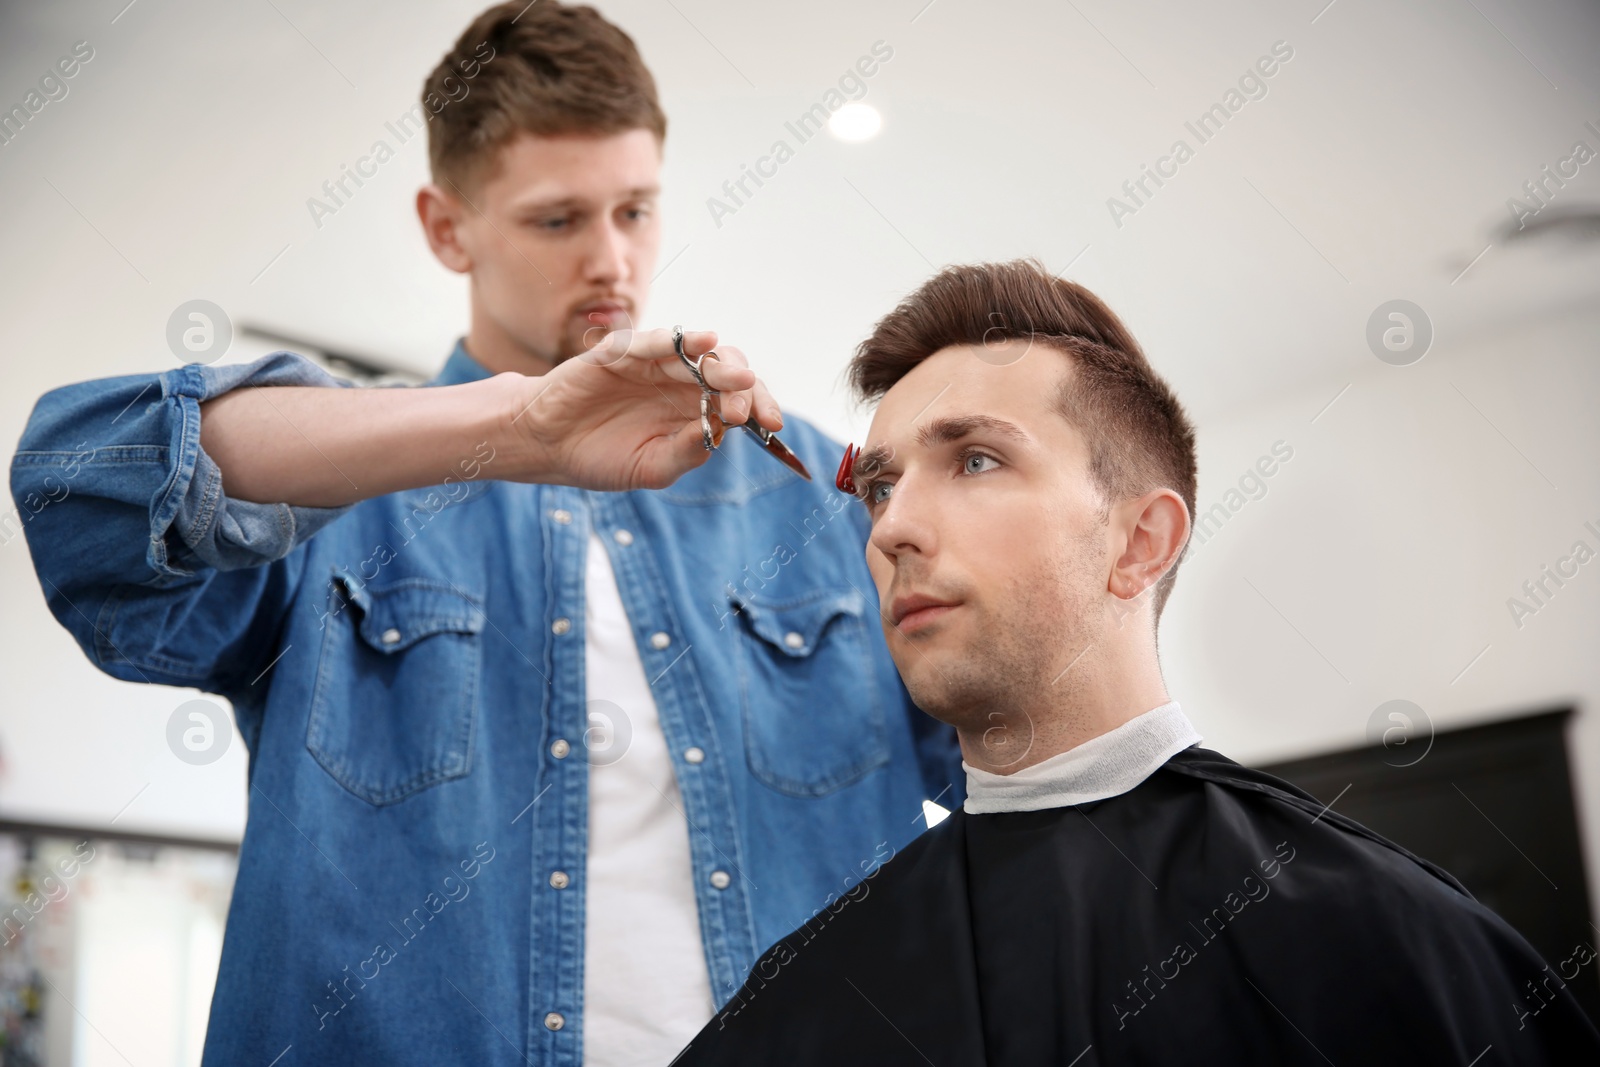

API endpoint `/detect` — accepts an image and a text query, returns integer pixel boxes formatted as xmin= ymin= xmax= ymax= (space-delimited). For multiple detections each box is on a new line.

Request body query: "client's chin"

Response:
xmin=902 ymin=668 xmax=1033 ymax=747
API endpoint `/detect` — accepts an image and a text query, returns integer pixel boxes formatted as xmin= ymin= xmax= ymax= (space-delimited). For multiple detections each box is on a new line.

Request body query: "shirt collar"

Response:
xmin=429 ymin=338 xmax=493 ymax=387
xmin=961 ymin=701 xmax=1201 ymax=814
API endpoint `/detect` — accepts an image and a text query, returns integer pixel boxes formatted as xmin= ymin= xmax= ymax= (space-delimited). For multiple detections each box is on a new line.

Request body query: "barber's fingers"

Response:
xmin=710 ymin=356 xmax=782 ymax=431
xmin=708 ymin=348 xmax=782 ymax=430
xmin=750 ymin=376 xmax=783 ymax=431
xmin=584 ymin=329 xmax=769 ymax=419
xmin=717 ymin=355 xmax=782 ymax=431
xmin=583 ymin=328 xmax=754 ymax=390
xmin=698 ymin=346 xmax=760 ymax=424
xmin=645 ymin=416 xmax=719 ymax=489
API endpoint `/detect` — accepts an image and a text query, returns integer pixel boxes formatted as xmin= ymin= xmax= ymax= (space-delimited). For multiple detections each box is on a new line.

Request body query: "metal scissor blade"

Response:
xmin=673 ymin=325 xmax=811 ymax=480
xmin=739 ymin=420 xmax=812 ymax=481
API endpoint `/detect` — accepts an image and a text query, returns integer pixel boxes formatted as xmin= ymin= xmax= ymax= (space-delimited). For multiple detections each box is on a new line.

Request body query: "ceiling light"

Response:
xmin=828 ymin=102 xmax=882 ymax=142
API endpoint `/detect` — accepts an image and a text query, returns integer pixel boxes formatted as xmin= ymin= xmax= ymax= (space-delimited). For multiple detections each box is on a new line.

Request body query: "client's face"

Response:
xmin=860 ymin=342 xmax=1112 ymax=756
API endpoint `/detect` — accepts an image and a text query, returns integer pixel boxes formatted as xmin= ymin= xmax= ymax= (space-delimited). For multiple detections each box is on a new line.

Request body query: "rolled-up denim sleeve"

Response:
xmin=8 ymin=351 xmax=357 ymax=692
xmin=160 ymin=355 xmax=355 ymax=575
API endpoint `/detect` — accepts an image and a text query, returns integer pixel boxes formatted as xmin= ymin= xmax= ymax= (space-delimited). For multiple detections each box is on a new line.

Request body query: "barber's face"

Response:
xmin=454 ymin=128 xmax=662 ymax=363
xmin=861 ymin=342 xmax=1113 ymax=734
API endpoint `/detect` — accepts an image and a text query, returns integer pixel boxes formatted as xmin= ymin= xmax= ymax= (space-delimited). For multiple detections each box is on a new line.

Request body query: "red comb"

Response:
xmin=835 ymin=443 xmax=858 ymax=495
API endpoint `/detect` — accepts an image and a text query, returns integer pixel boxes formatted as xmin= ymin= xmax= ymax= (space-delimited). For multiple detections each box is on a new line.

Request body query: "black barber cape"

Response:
xmin=671 ymin=747 xmax=1599 ymax=1065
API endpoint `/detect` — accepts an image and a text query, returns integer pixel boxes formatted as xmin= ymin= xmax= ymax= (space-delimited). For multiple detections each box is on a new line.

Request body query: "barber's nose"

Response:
xmin=585 ymin=219 xmax=630 ymax=284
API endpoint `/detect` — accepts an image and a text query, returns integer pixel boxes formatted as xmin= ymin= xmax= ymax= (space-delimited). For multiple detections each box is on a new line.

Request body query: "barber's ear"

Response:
xmin=1108 ymin=489 xmax=1189 ymax=600
xmin=416 ymin=184 xmax=473 ymax=274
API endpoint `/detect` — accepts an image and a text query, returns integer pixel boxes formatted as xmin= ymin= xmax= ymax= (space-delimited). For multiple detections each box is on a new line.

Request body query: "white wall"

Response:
xmin=1160 ymin=300 xmax=1600 ymax=924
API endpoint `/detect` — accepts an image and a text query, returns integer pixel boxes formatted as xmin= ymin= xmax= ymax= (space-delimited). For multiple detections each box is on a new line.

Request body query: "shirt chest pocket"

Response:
xmin=306 ymin=571 xmax=486 ymax=806
xmin=730 ymin=587 xmax=890 ymax=797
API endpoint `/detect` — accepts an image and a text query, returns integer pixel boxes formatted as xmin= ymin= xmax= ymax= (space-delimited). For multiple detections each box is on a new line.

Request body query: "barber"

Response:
xmin=8 ymin=3 xmax=961 ymax=1064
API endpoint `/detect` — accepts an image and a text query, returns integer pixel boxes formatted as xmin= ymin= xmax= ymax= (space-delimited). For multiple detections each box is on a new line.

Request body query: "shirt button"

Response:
xmin=552 ymin=617 xmax=572 ymax=635
xmin=613 ymin=528 xmax=634 ymax=546
xmin=649 ymin=631 xmax=671 ymax=650
xmin=709 ymin=870 xmax=731 ymax=890
xmin=550 ymin=738 xmax=571 ymax=759
xmin=544 ymin=1012 xmax=565 ymax=1031
xmin=549 ymin=870 xmax=570 ymax=889
xmin=551 ymin=509 xmax=572 ymax=525
xmin=683 ymin=746 xmax=705 ymax=764
xmin=380 ymin=628 xmax=402 ymax=646
xmin=783 ymin=631 xmax=805 ymax=650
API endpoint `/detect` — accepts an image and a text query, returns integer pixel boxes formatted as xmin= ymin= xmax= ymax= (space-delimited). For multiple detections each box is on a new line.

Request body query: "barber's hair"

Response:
xmin=424 ymin=1 xmax=666 ymax=195
xmin=849 ymin=259 xmax=1198 ymax=618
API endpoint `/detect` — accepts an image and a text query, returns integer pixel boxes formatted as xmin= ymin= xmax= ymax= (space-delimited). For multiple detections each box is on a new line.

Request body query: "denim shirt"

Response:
xmin=8 ymin=342 xmax=964 ymax=1066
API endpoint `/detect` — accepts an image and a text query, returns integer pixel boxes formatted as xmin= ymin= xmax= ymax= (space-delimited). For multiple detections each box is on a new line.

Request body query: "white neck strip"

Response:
xmin=961 ymin=702 xmax=1201 ymax=814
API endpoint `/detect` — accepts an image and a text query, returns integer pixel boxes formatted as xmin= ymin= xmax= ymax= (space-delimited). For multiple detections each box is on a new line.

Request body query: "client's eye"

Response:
xmin=962 ymin=451 xmax=1000 ymax=475
xmin=869 ymin=481 xmax=894 ymax=505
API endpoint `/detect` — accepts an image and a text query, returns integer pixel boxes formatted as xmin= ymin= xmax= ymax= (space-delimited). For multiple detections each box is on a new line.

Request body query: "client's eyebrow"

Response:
xmin=851 ymin=415 xmax=1031 ymax=495
xmin=915 ymin=414 xmax=1031 ymax=450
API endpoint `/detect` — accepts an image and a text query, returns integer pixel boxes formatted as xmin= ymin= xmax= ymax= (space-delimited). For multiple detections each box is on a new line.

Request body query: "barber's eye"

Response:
xmin=963 ymin=452 xmax=999 ymax=475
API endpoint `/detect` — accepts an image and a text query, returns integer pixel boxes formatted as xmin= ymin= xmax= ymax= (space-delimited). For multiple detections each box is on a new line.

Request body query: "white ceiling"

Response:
xmin=1 ymin=0 xmax=1597 ymax=439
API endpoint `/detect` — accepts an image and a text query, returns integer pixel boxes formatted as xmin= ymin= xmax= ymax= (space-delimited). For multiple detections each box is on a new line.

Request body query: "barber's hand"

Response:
xmin=496 ymin=328 xmax=785 ymax=491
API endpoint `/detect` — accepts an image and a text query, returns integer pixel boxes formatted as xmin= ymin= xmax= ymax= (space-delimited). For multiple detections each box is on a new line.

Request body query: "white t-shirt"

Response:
xmin=581 ymin=529 xmax=717 ymax=1065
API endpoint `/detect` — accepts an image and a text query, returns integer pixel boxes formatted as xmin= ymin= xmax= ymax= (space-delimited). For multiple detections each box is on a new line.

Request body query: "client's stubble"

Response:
xmin=899 ymin=517 xmax=1110 ymax=770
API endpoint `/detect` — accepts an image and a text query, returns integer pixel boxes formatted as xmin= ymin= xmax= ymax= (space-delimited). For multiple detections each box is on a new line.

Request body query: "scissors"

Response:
xmin=672 ymin=325 xmax=811 ymax=481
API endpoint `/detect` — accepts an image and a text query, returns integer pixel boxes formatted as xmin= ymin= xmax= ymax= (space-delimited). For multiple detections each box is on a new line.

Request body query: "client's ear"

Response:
xmin=1108 ymin=489 xmax=1189 ymax=601
xmin=417 ymin=183 xmax=473 ymax=274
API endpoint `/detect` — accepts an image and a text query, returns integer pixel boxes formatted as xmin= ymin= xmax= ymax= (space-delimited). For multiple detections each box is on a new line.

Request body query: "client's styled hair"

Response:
xmin=849 ymin=259 xmax=1198 ymax=617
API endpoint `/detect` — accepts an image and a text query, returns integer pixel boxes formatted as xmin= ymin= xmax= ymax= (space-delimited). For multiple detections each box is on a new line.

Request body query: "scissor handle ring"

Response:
xmin=671 ymin=324 xmax=720 ymax=391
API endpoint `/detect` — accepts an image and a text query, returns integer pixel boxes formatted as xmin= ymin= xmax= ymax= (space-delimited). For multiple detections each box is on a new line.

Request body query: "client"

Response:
xmin=669 ymin=260 xmax=1599 ymax=1064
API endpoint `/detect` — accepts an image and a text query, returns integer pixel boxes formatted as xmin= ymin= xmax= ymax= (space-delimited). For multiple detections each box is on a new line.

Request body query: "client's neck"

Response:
xmin=957 ymin=639 xmax=1171 ymax=776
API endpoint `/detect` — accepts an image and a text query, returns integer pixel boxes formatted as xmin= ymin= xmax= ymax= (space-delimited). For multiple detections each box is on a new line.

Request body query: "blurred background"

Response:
xmin=2 ymin=0 xmax=1598 ymax=1061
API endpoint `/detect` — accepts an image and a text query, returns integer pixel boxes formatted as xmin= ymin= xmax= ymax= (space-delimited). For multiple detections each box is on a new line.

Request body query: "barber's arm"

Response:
xmin=8 ymin=327 xmax=778 ymax=698
xmin=199 ymin=327 xmax=782 ymax=507
xmin=8 ymin=353 xmax=358 ymax=695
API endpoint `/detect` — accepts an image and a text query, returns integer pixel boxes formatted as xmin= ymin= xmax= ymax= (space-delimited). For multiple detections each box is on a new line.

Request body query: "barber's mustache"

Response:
xmin=570 ymin=295 xmax=636 ymax=320
xmin=572 ymin=296 xmax=637 ymax=351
